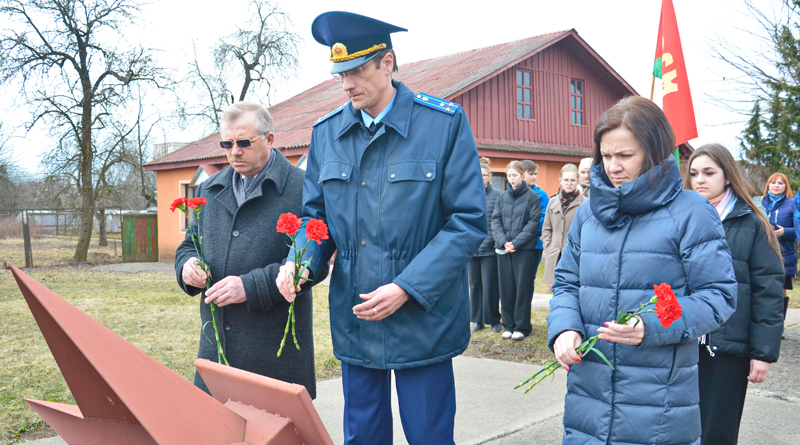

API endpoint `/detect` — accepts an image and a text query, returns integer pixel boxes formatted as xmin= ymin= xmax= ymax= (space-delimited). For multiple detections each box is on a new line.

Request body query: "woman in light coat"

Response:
xmin=548 ymin=96 xmax=737 ymax=444
xmin=542 ymin=164 xmax=587 ymax=290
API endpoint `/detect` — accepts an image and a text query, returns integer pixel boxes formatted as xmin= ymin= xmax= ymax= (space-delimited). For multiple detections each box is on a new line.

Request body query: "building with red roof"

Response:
xmin=147 ymin=29 xmax=681 ymax=260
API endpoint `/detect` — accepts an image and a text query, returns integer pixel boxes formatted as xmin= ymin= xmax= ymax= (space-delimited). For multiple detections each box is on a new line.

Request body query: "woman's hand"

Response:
xmin=504 ymin=242 xmax=516 ymax=253
xmin=554 ymin=330 xmax=583 ymax=370
xmin=597 ymin=315 xmax=645 ymax=346
xmin=775 ymin=225 xmax=785 ymax=237
xmin=748 ymin=359 xmax=770 ymax=383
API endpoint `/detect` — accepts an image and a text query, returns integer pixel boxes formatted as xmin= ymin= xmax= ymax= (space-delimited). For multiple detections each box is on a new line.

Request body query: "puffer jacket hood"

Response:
xmin=549 ymin=159 xmax=737 ymax=445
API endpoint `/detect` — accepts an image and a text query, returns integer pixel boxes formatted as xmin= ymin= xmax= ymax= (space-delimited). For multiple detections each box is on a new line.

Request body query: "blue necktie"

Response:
xmin=368 ymin=122 xmax=376 ymax=136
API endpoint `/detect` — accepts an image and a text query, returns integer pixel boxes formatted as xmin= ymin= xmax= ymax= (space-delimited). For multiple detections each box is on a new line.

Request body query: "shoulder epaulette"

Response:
xmin=413 ymin=93 xmax=459 ymax=115
xmin=313 ymin=103 xmax=348 ymax=127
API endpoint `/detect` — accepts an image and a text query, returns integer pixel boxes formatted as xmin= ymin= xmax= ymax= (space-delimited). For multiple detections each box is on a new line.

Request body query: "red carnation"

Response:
xmin=653 ymin=283 xmax=682 ymax=327
xmin=170 ymin=197 xmax=188 ymax=212
xmin=276 ymin=213 xmax=302 ymax=235
xmin=187 ymin=197 xmax=207 ymax=209
xmin=306 ymin=218 xmax=329 ymax=244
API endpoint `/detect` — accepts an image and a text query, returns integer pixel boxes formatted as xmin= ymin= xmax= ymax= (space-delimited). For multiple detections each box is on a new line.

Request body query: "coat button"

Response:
xmin=232 ymin=230 xmax=240 ymax=237
xmin=365 ymin=359 xmax=371 ymax=365
xmin=390 ymin=174 xmax=396 ymax=179
xmin=342 ymin=173 xmax=347 ymax=177
xmin=712 ymin=346 xmax=718 ymax=350
xmin=361 ymin=241 xmax=366 ymax=247
xmin=427 ymin=173 xmax=432 ymax=178
xmin=224 ymin=324 xmax=231 ymax=331
xmin=361 ymin=182 xmax=366 ymax=187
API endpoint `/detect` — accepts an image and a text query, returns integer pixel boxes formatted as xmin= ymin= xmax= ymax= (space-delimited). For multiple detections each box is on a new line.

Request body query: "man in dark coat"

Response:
xmin=175 ymin=102 xmax=324 ymax=398
xmin=276 ymin=12 xmax=486 ymax=445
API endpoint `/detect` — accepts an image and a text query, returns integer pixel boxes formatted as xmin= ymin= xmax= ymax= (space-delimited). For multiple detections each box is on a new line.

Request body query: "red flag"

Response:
xmin=654 ymin=0 xmax=697 ymax=147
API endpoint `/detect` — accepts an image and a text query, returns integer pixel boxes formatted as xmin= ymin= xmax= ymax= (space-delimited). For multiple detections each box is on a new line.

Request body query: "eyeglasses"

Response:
xmin=219 ymin=134 xmax=266 ymax=150
xmin=332 ymin=65 xmax=367 ymax=82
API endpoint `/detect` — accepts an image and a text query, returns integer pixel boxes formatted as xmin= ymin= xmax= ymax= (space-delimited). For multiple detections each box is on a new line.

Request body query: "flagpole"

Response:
xmin=649 ymin=76 xmax=656 ymax=101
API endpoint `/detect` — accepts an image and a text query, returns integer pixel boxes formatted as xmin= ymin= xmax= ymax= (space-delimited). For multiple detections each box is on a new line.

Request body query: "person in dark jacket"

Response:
xmin=469 ymin=162 xmax=502 ymax=333
xmin=521 ymin=160 xmax=550 ymax=294
xmin=176 ymin=102 xmax=326 ymax=399
xmin=548 ymin=96 xmax=737 ymax=445
xmin=685 ymin=144 xmax=784 ymax=444
xmin=492 ymin=160 xmax=541 ymax=341
xmin=762 ymin=172 xmax=797 ymax=325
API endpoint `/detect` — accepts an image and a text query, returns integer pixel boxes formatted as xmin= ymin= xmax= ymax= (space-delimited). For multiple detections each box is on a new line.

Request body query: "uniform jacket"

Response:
xmin=491 ymin=182 xmax=541 ymax=251
xmin=705 ymin=198 xmax=784 ymax=362
xmin=762 ymin=193 xmax=797 ymax=277
xmin=532 ymin=184 xmax=549 ymax=250
xmin=547 ymin=161 xmax=737 ymax=445
xmin=541 ymin=191 xmax=587 ymax=285
xmin=475 ymin=182 xmax=502 ymax=257
xmin=294 ymin=80 xmax=487 ymax=370
xmin=175 ymin=151 xmax=324 ymax=398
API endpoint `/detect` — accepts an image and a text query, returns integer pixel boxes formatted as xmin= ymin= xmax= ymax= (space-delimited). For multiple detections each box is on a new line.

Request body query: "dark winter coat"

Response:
xmin=548 ymin=161 xmax=737 ymax=445
xmin=475 ymin=182 xmax=502 ymax=257
xmin=295 ymin=80 xmax=487 ymax=370
xmin=762 ymin=193 xmax=797 ymax=277
xmin=491 ymin=182 xmax=541 ymax=251
xmin=706 ymin=199 xmax=784 ymax=362
xmin=175 ymin=150 xmax=326 ymax=398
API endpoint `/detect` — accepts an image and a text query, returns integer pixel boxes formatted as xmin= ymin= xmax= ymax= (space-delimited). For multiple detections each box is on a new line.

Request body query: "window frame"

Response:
xmin=178 ymin=181 xmax=198 ymax=232
xmin=570 ymin=78 xmax=585 ymax=126
xmin=515 ymin=69 xmax=534 ymax=121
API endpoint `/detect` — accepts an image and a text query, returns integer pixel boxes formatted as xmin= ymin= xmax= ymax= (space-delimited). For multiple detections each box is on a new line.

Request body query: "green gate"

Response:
xmin=122 ymin=214 xmax=158 ymax=262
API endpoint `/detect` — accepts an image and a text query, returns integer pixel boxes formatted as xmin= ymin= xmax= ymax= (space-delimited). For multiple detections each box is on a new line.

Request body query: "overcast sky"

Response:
xmin=2 ymin=0 xmax=773 ymax=175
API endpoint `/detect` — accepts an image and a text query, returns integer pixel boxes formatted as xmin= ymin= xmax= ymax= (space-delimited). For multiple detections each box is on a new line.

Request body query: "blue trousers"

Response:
xmin=341 ymin=359 xmax=456 ymax=445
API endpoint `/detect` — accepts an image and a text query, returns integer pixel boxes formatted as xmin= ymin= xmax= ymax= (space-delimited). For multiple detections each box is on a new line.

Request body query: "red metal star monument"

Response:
xmin=9 ymin=263 xmax=333 ymax=445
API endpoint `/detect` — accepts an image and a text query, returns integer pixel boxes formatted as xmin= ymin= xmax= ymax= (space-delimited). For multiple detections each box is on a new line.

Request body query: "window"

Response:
xmin=516 ymin=70 xmax=532 ymax=119
xmin=179 ymin=182 xmax=197 ymax=231
xmin=570 ymin=79 xmax=584 ymax=125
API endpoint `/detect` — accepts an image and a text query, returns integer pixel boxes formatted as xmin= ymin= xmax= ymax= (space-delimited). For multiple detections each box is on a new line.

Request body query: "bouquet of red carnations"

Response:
xmin=276 ymin=213 xmax=329 ymax=357
xmin=516 ymin=283 xmax=683 ymax=393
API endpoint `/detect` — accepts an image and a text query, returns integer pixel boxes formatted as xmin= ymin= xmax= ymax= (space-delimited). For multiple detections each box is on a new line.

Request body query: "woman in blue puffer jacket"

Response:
xmin=762 ymin=172 xmax=797 ymax=328
xmin=547 ymin=96 xmax=737 ymax=445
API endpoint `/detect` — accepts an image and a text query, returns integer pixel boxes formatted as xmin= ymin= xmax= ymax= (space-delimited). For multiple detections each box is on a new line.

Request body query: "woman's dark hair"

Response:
xmin=593 ymin=96 xmax=676 ymax=177
xmin=684 ymin=143 xmax=782 ymax=260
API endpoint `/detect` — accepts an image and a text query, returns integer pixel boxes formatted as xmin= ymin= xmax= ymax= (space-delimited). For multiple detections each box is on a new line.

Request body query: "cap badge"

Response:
xmin=331 ymin=43 xmax=348 ymax=59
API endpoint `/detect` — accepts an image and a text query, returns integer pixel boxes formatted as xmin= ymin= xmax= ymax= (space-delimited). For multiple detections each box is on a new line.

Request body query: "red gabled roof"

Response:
xmin=146 ymin=29 xmax=636 ymax=168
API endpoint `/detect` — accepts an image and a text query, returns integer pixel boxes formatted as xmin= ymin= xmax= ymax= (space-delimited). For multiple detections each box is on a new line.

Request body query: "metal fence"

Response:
xmin=0 ymin=208 xmax=140 ymax=268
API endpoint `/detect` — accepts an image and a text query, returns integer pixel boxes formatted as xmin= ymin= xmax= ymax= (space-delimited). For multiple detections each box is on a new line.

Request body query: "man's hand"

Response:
xmin=353 ymin=283 xmax=409 ymax=321
xmin=182 ymin=257 xmax=209 ymax=288
xmin=205 ymin=276 xmax=246 ymax=307
xmin=553 ymin=330 xmax=583 ymax=371
xmin=597 ymin=316 xmax=645 ymax=346
xmin=748 ymin=359 xmax=770 ymax=383
xmin=276 ymin=261 xmax=310 ymax=303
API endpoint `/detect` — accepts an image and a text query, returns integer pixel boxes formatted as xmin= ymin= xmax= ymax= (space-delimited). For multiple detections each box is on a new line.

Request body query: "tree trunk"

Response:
xmin=97 ymin=207 xmax=107 ymax=247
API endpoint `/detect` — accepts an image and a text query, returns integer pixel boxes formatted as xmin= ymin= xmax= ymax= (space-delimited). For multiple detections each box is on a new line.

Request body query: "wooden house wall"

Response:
xmin=452 ymin=43 xmax=625 ymax=150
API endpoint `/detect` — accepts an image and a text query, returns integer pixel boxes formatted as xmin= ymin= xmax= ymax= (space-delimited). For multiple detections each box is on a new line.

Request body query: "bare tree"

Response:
xmin=183 ymin=0 xmax=301 ymax=130
xmin=0 ymin=0 xmax=161 ymax=261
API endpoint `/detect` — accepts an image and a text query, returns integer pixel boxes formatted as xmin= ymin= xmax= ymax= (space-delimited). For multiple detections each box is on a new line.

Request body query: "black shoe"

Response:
xmin=470 ymin=323 xmax=484 ymax=333
xmin=491 ymin=324 xmax=502 ymax=333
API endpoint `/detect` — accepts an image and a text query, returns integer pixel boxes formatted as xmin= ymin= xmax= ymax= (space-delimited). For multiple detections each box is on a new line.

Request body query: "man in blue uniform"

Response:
xmin=276 ymin=11 xmax=487 ymax=445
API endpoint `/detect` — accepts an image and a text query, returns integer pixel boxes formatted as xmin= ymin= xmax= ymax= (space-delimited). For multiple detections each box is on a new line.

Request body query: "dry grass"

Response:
xmin=0 ymin=268 xmax=338 ymax=443
xmin=0 ymin=236 xmax=123 ymax=269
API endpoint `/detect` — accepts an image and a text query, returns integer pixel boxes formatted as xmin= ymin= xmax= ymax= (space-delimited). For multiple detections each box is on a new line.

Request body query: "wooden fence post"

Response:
xmin=22 ymin=211 xmax=33 ymax=267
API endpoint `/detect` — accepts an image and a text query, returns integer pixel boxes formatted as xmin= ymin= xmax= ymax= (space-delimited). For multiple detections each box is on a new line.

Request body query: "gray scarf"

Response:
xmin=231 ymin=148 xmax=276 ymax=206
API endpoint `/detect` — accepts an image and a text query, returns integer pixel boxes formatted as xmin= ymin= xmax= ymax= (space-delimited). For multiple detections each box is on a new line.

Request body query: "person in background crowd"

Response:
xmin=492 ymin=161 xmax=541 ymax=341
xmin=685 ymin=144 xmax=784 ymax=445
xmin=175 ymin=102 xmax=325 ymax=398
xmin=762 ymin=172 xmax=797 ymax=336
xmin=542 ymin=163 xmax=587 ymax=292
xmin=469 ymin=161 xmax=502 ymax=334
xmin=521 ymin=160 xmax=549 ymax=296
xmin=578 ymin=157 xmax=592 ymax=198
xmin=548 ymin=96 xmax=737 ymax=444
